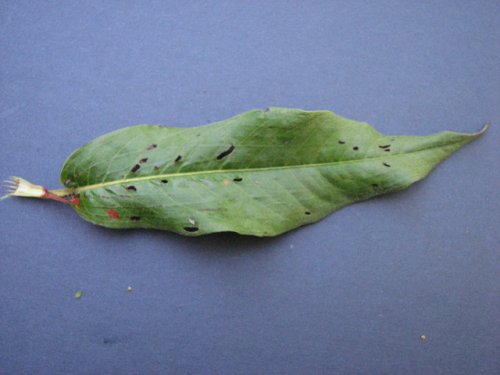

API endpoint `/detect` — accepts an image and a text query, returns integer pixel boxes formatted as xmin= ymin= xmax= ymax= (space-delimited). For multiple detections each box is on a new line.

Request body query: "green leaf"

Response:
xmin=6 ymin=108 xmax=487 ymax=237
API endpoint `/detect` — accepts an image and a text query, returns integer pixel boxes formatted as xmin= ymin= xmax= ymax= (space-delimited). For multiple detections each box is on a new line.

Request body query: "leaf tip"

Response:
xmin=478 ymin=122 xmax=490 ymax=134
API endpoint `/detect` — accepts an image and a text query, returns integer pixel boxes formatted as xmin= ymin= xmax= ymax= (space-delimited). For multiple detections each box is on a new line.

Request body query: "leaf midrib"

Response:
xmin=63 ymin=139 xmax=466 ymax=195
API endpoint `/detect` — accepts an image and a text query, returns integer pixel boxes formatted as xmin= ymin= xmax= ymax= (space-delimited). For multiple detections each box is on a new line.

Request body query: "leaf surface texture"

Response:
xmin=60 ymin=108 xmax=484 ymax=236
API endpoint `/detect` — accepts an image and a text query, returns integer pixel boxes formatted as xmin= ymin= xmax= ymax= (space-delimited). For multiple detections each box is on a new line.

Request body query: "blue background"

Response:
xmin=1 ymin=1 xmax=499 ymax=374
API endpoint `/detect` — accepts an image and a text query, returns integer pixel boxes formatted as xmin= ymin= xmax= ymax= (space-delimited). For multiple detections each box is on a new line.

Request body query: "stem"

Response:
xmin=2 ymin=177 xmax=77 ymax=204
xmin=48 ymin=188 xmax=72 ymax=197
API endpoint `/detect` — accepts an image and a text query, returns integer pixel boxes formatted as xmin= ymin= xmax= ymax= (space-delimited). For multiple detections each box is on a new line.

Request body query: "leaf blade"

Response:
xmin=60 ymin=108 xmax=486 ymax=236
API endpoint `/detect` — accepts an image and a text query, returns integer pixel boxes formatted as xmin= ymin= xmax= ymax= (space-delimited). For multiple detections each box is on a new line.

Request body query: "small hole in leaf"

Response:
xmin=130 ymin=216 xmax=141 ymax=221
xmin=216 ymin=145 xmax=235 ymax=160
xmin=175 ymin=155 xmax=182 ymax=162
xmin=233 ymin=177 xmax=243 ymax=182
xmin=126 ymin=186 xmax=137 ymax=192
xmin=131 ymin=164 xmax=140 ymax=173
xmin=184 ymin=226 xmax=199 ymax=232
xmin=139 ymin=158 xmax=148 ymax=164
xmin=147 ymin=144 xmax=157 ymax=150
xmin=338 ymin=141 xmax=345 ymax=144
xmin=305 ymin=211 xmax=311 ymax=215
xmin=283 ymin=140 xmax=290 ymax=145
xmin=161 ymin=179 xmax=168 ymax=184
xmin=353 ymin=146 xmax=359 ymax=151
xmin=379 ymin=144 xmax=390 ymax=149
xmin=64 ymin=178 xmax=72 ymax=186
xmin=262 ymin=107 xmax=270 ymax=112
xmin=383 ymin=162 xmax=391 ymax=167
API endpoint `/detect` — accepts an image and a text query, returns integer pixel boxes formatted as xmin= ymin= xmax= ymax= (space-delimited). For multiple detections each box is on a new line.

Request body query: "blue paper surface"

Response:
xmin=1 ymin=1 xmax=499 ymax=374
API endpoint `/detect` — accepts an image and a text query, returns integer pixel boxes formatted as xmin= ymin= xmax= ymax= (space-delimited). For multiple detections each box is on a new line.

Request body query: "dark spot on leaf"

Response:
xmin=175 ymin=155 xmax=182 ymax=162
xmin=383 ymin=162 xmax=391 ymax=167
xmin=379 ymin=144 xmax=391 ymax=149
xmin=384 ymin=149 xmax=391 ymax=152
xmin=126 ymin=186 xmax=137 ymax=192
xmin=130 ymin=216 xmax=141 ymax=221
xmin=161 ymin=179 xmax=168 ymax=184
xmin=353 ymin=146 xmax=359 ymax=151
xmin=131 ymin=164 xmax=140 ymax=173
xmin=147 ymin=144 xmax=157 ymax=150
xmin=338 ymin=141 xmax=345 ymax=144
xmin=372 ymin=183 xmax=379 ymax=188
xmin=216 ymin=145 xmax=235 ymax=160
xmin=304 ymin=211 xmax=311 ymax=215
xmin=139 ymin=158 xmax=148 ymax=164
xmin=184 ymin=227 xmax=199 ymax=232
xmin=233 ymin=177 xmax=243 ymax=182
xmin=154 ymin=165 xmax=161 ymax=170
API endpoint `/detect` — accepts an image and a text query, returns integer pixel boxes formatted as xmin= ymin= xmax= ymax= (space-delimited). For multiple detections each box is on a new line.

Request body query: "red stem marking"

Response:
xmin=68 ymin=196 xmax=80 ymax=205
xmin=42 ymin=188 xmax=80 ymax=206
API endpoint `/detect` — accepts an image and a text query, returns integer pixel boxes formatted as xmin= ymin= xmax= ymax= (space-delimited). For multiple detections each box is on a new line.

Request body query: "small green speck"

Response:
xmin=74 ymin=290 xmax=83 ymax=299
